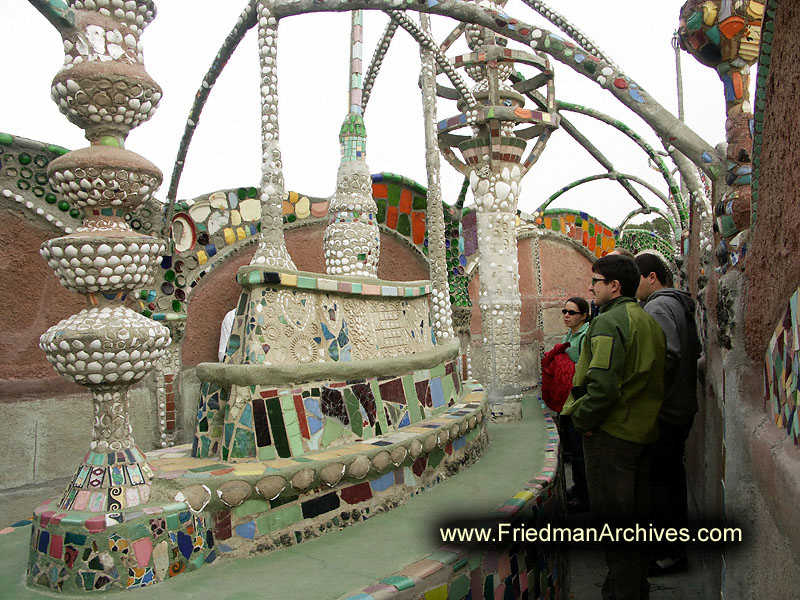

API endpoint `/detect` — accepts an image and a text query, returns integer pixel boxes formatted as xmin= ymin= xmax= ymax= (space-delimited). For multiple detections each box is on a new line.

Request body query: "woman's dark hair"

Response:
xmin=566 ymin=296 xmax=591 ymax=321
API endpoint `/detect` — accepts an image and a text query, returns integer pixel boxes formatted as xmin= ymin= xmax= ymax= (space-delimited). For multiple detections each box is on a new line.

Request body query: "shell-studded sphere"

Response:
xmin=40 ymin=305 xmax=171 ymax=387
xmin=40 ymin=236 xmax=167 ymax=295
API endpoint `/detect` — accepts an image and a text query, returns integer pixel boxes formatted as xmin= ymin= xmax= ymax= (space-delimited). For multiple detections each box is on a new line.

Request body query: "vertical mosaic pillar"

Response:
xmin=471 ymin=166 xmax=524 ymax=420
xmin=419 ymin=13 xmax=454 ymax=341
xmin=459 ymin=0 xmax=531 ymax=421
xmin=32 ymin=0 xmax=171 ymax=511
xmin=251 ymin=0 xmax=295 ymax=269
xmin=324 ymin=10 xmax=380 ymax=277
xmin=678 ymin=0 xmax=762 ymax=265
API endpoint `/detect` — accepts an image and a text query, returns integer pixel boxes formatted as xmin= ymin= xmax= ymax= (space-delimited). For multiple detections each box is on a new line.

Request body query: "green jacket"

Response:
xmin=564 ymin=296 xmax=666 ymax=444
xmin=562 ymin=322 xmax=589 ymax=363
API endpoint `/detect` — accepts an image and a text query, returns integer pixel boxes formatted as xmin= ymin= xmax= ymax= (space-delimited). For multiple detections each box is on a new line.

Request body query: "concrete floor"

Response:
xmin=563 ymin=463 xmax=720 ymax=599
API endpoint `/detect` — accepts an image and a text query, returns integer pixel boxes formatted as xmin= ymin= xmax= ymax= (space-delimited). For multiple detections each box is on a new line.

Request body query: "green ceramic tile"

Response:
xmin=343 ymin=388 xmax=363 ymax=437
xmin=402 ymin=375 xmax=423 ymax=423
xmin=370 ymin=380 xmax=390 ymax=433
xmin=166 ymin=513 xmax=179 ymax=530
xmin=297 ymin=276 xmax=317 ymax=289
xmin=233 ymin=499 xmax=269 ymax=518
xmin=430 ymin=363 xmax=446 ymax=377
xmin=266 ymin=397 xmax=291 ymax=458
xmin=126 ymin=523 xmax=149 ymax=541
xmin=449 ymin=574 xmax=471 ymax=599
xmin=321 ymin=417 xmax=349 ymax=447
xmin=381 ymin=575 xmax=415 ymax=591
xmin=258 ymin=446 xmax=277 ymax=461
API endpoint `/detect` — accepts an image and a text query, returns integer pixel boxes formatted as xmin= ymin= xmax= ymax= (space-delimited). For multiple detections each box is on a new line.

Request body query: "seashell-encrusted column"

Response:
xmin=33 ymin=0 xmax=170 ymax=512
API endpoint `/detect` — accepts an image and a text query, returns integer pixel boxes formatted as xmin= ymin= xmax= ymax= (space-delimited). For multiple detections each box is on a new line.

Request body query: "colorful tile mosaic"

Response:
xmin=764 ymin=286 xmax=800 ymax=443
xmin=372 ymin=173 xmax=471 ymax=309
xmin=28 ymin=500 xmax=215 ymax=593
xmin=194 ymin=357 xmax=465 ymax=460
xmin=532 ymin=209 xmax=619 ymax=258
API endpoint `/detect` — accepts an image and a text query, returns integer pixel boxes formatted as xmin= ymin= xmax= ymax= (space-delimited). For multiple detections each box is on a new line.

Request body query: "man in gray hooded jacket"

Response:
xmin=635 ymin=253 xmax=701 ymax=576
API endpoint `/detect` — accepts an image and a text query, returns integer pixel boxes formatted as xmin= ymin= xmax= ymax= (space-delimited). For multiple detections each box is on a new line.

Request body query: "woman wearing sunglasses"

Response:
xmin=541 ymin=296 xmax=591 ymax=513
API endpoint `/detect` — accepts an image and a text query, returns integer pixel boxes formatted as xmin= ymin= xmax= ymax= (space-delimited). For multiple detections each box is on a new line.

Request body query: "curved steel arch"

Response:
xmin=267 ymin=0 xmax=722 ymax=182
xmin=556 ymin=101 xmax=688 ymax=228
xmin=164 ymin=0 xmax=258 ymax=234
xmin=539 ymin=172 xmax=680 ymax=240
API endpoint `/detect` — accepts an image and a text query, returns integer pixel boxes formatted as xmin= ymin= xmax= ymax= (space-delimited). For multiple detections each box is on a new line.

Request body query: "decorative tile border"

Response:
xmin=236 ymin=266 xmax=431 ymax=298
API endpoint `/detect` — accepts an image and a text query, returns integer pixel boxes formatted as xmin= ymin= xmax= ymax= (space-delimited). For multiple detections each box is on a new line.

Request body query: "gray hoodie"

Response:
xmin=643 ymin=288 xmax=701 ymax=425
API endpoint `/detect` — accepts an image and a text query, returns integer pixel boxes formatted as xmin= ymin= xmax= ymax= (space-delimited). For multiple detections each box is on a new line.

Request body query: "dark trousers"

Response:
xmin=650 ymin=418 xmax=694 ymax=558
xmin=583 ymin=429 xmax=654 ymax=600
xmin=561 ymin=415 xmax=588 ymax=506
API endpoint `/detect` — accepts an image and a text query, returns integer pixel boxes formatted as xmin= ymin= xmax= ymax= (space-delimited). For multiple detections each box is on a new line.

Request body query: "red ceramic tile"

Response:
xmin=387 ymin=205 xmax=399 ymax=230
xmin=399 ymin=188 xmax=412 ymax=214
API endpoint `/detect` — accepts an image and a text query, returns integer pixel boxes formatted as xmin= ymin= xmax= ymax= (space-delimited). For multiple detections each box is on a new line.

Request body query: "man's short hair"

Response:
xmin=610 ymin=247 xmax=635 ymax=259
xmin=593 ymin=254 xmax=640 ymax=298
xmin=634 ymin=253 xmax=669 ymax=287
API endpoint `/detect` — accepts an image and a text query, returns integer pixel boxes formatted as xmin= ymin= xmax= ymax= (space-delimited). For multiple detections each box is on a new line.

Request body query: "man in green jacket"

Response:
xmin=567 ymin=254 xmax=666 ymax=600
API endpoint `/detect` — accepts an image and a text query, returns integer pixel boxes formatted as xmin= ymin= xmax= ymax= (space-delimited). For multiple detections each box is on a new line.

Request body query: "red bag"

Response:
xmin=541 ymin=342 xmax=575 ymax=413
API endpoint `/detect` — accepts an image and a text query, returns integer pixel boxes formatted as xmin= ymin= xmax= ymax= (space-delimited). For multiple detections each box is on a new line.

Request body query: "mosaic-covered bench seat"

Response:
xmin=14 ymin=395 xmax=561 ymax=598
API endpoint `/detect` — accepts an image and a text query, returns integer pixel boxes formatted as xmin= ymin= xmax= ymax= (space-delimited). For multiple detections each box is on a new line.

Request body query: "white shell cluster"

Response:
xmin=40 ymin=237 xmax=166 ymax=294
xmin=324 ymin=163 xmax=380 ymax=277
xmin=70 ymin=0 xmax=156 ymax=33
xmin=50 ymin=74 xmax=162 ymax=135
xmin=48 ymin=161 xmax=161 ymax=210
xmin=39 ymin=305 xmax=170 ymax=386
xmin=92 ymin=388 xmax=133 ymax=451
xmin=469 ymin=164 xmax=523 ymax=213
xmin=61 ymin=24 xmax=142 ymax=68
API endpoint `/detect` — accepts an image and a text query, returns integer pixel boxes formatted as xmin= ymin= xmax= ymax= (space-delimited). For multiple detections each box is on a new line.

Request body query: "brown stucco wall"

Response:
xmin=744 ymin=2 xmax=800 ymax=360
xmin=182 ymin=224 xmax=430 ymax=365
xmin=0 ymin=207 xmax=86 ymax=400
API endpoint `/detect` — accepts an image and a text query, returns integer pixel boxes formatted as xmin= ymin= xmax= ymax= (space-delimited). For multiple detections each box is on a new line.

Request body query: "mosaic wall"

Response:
xmin=531 ymin=209 xmax=619 ymax=258
xmin=195 ymin=356 xmax=463 ymax=461
xmin=0 ymin=133 xmax=80 ymax=234
xmin=372 ymin=173 xmax=471 ymax=310
xmin=227 ymin=268 xmax=433 ymax=366
xmin=764 ymin=286 xmax=800 ymax=444
xmin=617 ymin=228 xmax=676 ymax=262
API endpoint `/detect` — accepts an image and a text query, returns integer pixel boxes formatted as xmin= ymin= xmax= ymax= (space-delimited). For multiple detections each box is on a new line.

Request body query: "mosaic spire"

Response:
xmin=251 ymin=0 xmax=296 ymax=268
xmin=323 ymin=10 xmax=380 ymax=277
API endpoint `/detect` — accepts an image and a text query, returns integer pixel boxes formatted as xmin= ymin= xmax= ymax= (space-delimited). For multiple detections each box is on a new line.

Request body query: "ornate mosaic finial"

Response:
xmin=323 ymin=11 xmax=379 ymax=277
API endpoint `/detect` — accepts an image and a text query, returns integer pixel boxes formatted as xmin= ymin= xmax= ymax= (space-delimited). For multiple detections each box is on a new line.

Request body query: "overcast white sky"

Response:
xmin=2 ymin=1 xmax=734 ymax=227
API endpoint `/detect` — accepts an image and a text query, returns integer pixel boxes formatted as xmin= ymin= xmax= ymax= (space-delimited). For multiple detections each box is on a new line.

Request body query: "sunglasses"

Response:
xmin=590 ymin=277 xmax=609 ymax=286
xmin=562 ymin=309 xmax=583 ymax=315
